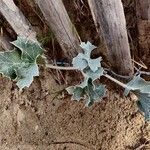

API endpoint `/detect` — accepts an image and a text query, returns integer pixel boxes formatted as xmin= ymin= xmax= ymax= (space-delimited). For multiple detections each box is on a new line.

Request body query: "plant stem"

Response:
xmin=45 ymin=64 xmax=77 ymax=70
xmin=103 ymin=74 xmax=127 ymax=88
xmin=104 ymin=68 xmax=132 ymax=79
xmin=45 ymin=64 xmax=127 ymax=88
xmin=139 ymin=71 xmax=150 ymax=75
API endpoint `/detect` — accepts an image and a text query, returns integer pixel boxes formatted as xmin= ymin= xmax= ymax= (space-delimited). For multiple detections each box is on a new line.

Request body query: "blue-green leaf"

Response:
xmin=85 ymin=79 xmax=106 ymax=106
xmin=16 ymin=64 xmax=39 ymax=89
xmin=66 ymin=86 xmax=85 ymax=101
xmin=124 ymin=75 xmax=150 ymax=120
xmin=66 ymin=78 xmax=106 ymax=106
xmin=136 ymin=92 xmax=150 ymax=121
xmin=88 ymin=57 xmax=102 ymax=72
xmin=80 ymin=41 xmax=97 ymax=56
xmin=67 ymin=41 xmax=105 ymax=106
xmin=12 ymin=37 xmax=42 ymax=61
xmin=0 ymin=36 xmax=43 ymax=89
xmin=83 ymin=67 xmax=104 ymax=81
xmin=124 ymin=75 xmax=150 ymax=96
xmin=73 ymin=41 xmax=101 ymax=72
xmin=72 ymin=53 xmax=87 ymax=70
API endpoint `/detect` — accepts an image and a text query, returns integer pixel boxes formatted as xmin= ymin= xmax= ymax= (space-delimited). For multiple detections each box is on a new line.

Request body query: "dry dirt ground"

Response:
xmin=0 ymin=0 xmax=149 ymax=149
xmin=0 ymin=68 xmax=150 ymax=150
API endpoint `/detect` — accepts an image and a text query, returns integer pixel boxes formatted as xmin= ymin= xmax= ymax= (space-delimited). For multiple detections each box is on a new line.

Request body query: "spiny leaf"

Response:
xmin=85 ymin=79 xmax=106 ymax=107
xmin=67 ymin=41 xmax=105 ymax=106
xmin=16 ymin=64 xmax=39 ymax=89
xmin=136 ymin=92 xmax=150 ymax=121
xmin=124 ymin=75 xmax=150 ymax=120
xmin=83 ymin=67 xmax=104 ymax=81
xmin=88 ymin=57 xmax=101 ymax=72
xmin=72 ymin=53 xmax=87 ymax=70
xmin=0 ymin=50 xmax=21 ymax=79
xmin=66 ymin=77 xmax=88 ymax=102
xmin=72 ymin=41 xmax=102 ymax=72
xmin=66 ymin=86 xmax=85 ymax=101
xmin=0 ymin=36 xmax=43 ymax=89
xmin=80 ymin=41 xmax=97 ymax=56
xmin=79 ymin=77 xmax=89 ymax=88
xmin=11 ymin=37 xmax=42 ymax=61
xmin=66 ymin=78 xmax=106 ymax=106
xmin=124 ymin=75 xmax=150 ymax=96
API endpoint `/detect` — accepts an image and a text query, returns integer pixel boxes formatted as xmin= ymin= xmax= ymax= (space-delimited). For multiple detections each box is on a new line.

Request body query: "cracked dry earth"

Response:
xmin=0 ymin=69 xmax=150 ymax=150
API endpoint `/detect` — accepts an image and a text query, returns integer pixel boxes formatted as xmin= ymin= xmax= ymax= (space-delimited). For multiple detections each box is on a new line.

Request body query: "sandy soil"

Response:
xmin=0 ymin=68 xmax=150 ymax=150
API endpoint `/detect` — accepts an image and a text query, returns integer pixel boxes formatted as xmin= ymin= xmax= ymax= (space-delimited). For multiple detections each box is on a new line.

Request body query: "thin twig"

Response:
xmin=45 ymin=64 xmax=77 ymax=70
xmin=45 ymin=64 xmax=128 ymax=88
xmin=140 ymin=71 xmax=150 ymax=75
xmin=132 ymin=59 xmax=147 ymax=69
xmin=134 ymin=66 xmax=150 ymax=75
xmin=103 ymin=74 xmax=127 ymax=88
xmin=104 ymin=68 xmax=132 ymax=79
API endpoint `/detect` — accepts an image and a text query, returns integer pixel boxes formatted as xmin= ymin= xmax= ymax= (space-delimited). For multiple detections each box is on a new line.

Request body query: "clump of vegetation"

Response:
xmin=0 ymin=37 xmax=150 ymax=120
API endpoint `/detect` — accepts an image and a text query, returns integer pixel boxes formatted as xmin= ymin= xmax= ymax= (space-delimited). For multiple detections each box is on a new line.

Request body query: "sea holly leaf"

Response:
xmin=66 ymin=77 xmax=89 ymax=101
xmin=136 ymin=92 xmax=150 ymax=121
xmin=85 ymin=79 xmax=106 ymax=106
xmin=66 ymin=86 xmax=85 ymax=101
xmin=67 ymin=41 xmax=106 ymax=106
xmin=83 ymin=67 xmax=104 ymax=81
xmin=72 ymin=53 xmax=87 ymax=70
xmin=124 ymin=75 xmax=150 ymax=96
xmin=73 ymin=41 xmax=101 ymax=72
xmin=124 ymin=75 xmax=150 ymax=120
xmin=66 ymin=78 xmax=106 ymax=106
xmin=16 ymin=64 xmax=39 ymax=89
xmin=79 ymin=77 xmax=89 ymax=88
xmin=11 ymin=36 xmax=43 ymax=61
xmin=0 ymin=50 xmax=21 ymax=79
xmin=73 ymin=53 xmax=102 ymax=72
xmin=0 ymin=36 xmax=43 ymax=89
xmin=71 ymin=87 xmax=85 ymax=101
xmin=88 ymin=57 xmax=102 ymax=72
xmin=80 ymin=41 xmax=97 ymax=56
xmin=94 ymin=84 xmax=106 ymax=100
